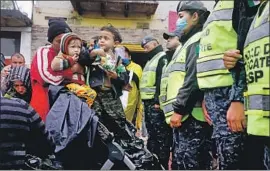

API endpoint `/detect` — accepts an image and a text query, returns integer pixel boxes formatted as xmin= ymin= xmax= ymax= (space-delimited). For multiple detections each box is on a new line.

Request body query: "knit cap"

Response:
xmin=47 ymin=19 xmax=72 ymax=43
xmin=60 ymin=33 xmax=82 ymax=55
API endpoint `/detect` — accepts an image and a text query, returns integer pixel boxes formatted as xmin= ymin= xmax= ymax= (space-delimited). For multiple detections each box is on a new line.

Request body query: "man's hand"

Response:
xmin=227 ymin=101 xmax=246 ymax=132
xmin=170 ymin=113 xmax=182 ymax=128
xmin=106 ymin=71 xmax=118 ymax=79
xmin=223 ymin=50 xmax=242 ymax=69
xmin=202 ymin=100 xmax=212 ymax=125
xmin=1 ymin=65 xmax=11 ymax=77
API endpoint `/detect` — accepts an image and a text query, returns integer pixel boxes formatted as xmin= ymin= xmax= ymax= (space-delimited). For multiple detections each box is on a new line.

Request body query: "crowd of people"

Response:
xmin=0 ymin=0 xmax=269 ymax=170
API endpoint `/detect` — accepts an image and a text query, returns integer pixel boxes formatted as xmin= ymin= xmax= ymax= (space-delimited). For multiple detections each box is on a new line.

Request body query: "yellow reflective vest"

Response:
xmin=160 ymin=32 xmax=205 ymax=124
xmin=244 ymin=1 xmax=270 ymax=137
xmin=160 ymin=45 xmax=182 ymax=110
xmin=140 ymin=51 xmax=166 ymax=100
xmin=197 ymin=0 xmax=236 ymax=89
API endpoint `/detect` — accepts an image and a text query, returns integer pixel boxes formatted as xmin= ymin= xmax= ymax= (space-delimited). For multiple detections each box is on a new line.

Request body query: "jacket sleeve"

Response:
xmin=78 ymin=48 xmax=95 ymax=67
xmin=111 ymin=59 xmax=129 ymax=88
xmin=229 ymin=0 xmax=257 ymax=103
xmin=1 ymin=75 xmax=8 ymax=94
xmin=154 ymin=55 xmax=167 ymax=105
xmin=136 ymin=96 xmax=144 ymax=130
xmin=51 ymin=54 xmax=76 ymax=72
xmin=173 ymin=42 xmax=203 ymax=115
xmin=36 ymin=47 xmax=72 ymax=85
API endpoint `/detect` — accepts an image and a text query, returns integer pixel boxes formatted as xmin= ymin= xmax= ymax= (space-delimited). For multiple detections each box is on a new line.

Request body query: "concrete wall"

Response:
xmin=1 ymin=27 xmax=32 ymax=66
xmin=31 ymin=1 xmax=215 ymax=56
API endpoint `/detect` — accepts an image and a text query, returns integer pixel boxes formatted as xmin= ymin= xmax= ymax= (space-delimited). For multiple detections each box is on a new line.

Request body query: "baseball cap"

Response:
xmin=163 ymin=31 xmax=182 ymax=40
xmin=141 ymin=36 xmax=159 ymax=48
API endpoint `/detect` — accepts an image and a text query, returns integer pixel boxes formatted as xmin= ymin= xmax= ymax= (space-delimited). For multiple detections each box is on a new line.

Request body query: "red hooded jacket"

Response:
xmin=30 ymin=45 xmax=73 ymax=120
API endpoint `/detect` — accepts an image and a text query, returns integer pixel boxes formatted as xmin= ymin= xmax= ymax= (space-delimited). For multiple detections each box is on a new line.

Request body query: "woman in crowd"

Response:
xmin=4 ymin=66 xmax=32 ymax=103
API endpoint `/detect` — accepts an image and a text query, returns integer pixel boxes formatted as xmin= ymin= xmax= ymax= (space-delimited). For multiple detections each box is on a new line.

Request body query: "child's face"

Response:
xmin=98 ymin=30 xmax=115 ymax=52
xmin=68 ymin=39 xmax=81 ymax=56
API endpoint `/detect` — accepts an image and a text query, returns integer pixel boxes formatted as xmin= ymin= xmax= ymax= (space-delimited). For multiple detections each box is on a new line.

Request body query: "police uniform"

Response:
xmin=243 ymin=1 xmax=270 ymax=169
xmin=196 ymin=0 xmax=246 ymax=169
xmin=140 ymin=36 xmax=171 ymax=169
xmin=160 ymin=2 xmax=213 ymax=169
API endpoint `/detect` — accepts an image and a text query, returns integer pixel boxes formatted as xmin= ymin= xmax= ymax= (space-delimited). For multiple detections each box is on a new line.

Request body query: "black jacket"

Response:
xmin=172 ymin=26 xmax=204 ymax=116
xmin=79 ymin=49 xmax=129 ymax=98
xmin=165 ymin=49 xmax=176 ymax=65
xmin=144 ymin=45 xmax=167 ymax=105
xmin=46 ymin=85 xmax=99 ymax=153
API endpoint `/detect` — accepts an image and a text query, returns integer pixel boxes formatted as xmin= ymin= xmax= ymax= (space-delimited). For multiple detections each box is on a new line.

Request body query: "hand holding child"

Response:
xmin=71 ymin=63 xmax=84 ymax=74
xmin=105 ymin=70 xmax=118 ymax=79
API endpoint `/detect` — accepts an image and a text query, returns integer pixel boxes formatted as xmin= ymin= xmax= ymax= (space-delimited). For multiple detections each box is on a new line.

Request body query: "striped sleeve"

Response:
xmin=36 ymin=46 xmax=64 ymax=85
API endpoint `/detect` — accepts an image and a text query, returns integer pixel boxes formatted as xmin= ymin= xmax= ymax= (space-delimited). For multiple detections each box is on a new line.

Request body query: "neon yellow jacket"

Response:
xmin=125 ymin=61 xmax=144 ymax=130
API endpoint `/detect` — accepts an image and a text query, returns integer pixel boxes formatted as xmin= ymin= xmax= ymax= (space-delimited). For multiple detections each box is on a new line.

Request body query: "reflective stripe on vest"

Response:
xmin=244 ymin=1 xmax=270 ymax=137
xmin=197 ymin=0 xmax=236 ymax=89
xmin=162 ymin=32 xmax=205 ymax=124
xmin=140 ymin=51 xmax=165 ymax=100
xmin=163 ymin=100 xmax=205 ymax=124
xmin=203 ymin=8 xmax=233 ymax=28
xmin=248 ymin=95 xmax=270 ymax=111
xmin=159 ymin=45 xmax=182 ymax=108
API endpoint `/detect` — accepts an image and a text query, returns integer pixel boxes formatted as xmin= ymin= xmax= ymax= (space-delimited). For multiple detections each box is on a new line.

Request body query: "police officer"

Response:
xmin=159 ymin=31 xmax=182 ymax=114
xmin=223 ymin=0 xmax=270 ymax=169
xmin=196 ymin=0 xmax=247 ymax=169
xmin=161 ymin=1 xmax=212 ymax=169
xmin=163 ymin=31 xmax=182 ymax=64
xmin=140 ymin=36 xmax=171 ymax=169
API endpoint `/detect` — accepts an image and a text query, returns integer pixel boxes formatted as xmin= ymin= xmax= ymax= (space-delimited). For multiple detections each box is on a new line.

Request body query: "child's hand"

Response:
xmin=71 ymin=54 xmax=79 ymax=62
xmin=90 ymin=49 xmax=106 ymax=57
xmin=105 ymin=71 xmax=118 ymax=79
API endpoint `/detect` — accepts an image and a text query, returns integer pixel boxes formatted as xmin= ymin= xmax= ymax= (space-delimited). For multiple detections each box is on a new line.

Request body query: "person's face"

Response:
xmin=178 ymin=11 xmax=199 ymax=34
xmin=11 ymin=56 xmax=25 ymax=67
xmin=67 ymin=39 xmax=81 ymax=56
xmin=143 ymin=41 xmax=158 ymax=53
xmin=89 ymin=39 xmax=95 ymax=49
xmin=124 ymin=51 xmax=131 ymax=59
xmin=13 ymin=80 xmax=26 ymax=95
xmin=166 ymin=36 xmax=180 ymax=50
xmin=98 ymin=31 xmax=117 ymax=52
xmin=52 ymin=34 xmax=64 ymax=53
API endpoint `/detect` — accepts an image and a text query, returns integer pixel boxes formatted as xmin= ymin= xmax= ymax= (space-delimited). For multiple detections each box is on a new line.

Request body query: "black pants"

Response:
xmin=242 ymin=135 xmax=270 ymax=170
xmin=144 ymin=100 xmax=172 ymax=169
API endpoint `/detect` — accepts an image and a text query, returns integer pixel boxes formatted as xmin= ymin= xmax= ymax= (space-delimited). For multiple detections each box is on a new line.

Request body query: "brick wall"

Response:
xmin=31 ymin=25 xmax=167 ymax=58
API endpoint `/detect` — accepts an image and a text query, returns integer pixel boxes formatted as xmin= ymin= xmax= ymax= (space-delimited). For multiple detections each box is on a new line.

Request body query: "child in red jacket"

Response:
xmin=51 ymin=33 xmax=96 ymax=107
xmin=30 ymin=19 xmax=72 ymax=120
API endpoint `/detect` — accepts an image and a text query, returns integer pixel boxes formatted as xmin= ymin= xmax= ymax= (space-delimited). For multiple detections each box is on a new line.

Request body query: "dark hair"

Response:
xmin=11 ymin=53 xmax=25 ymax=60
xmin=123 ymin=46 xmax=131 ymax=56
xmin=186 ymin=9 xmax=210 ymax=27
xmin=100 ymin=24 xmax=123 ymax=43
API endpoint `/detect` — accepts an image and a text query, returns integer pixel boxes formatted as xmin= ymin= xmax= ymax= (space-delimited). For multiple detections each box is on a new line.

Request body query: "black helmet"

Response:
xmin=176 ymin=1 xmax=208 ymax=13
